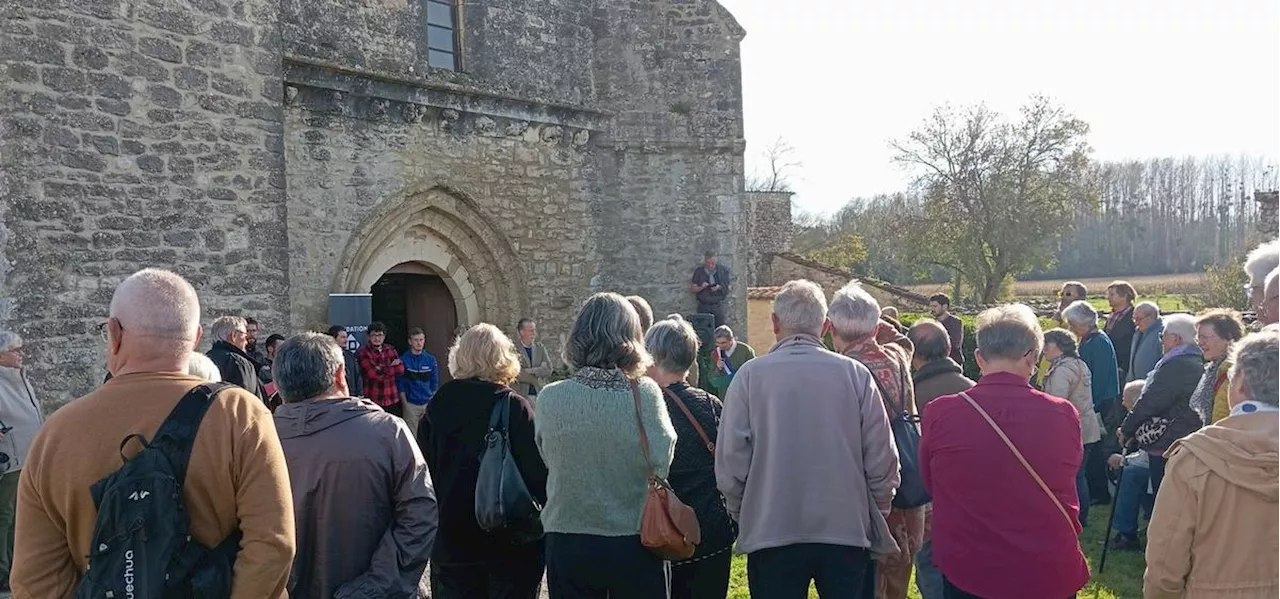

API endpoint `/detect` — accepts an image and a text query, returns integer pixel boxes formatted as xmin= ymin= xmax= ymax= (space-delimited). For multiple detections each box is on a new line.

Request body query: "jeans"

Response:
xmin=545 ymin=533 xmax=666 ymax=599
xmin=1076 ymin=444 xmax=1092 ymax=527
xmin=913 ymin=544 xmax=945 ymax=599
xmin=1110 ymin=463 xmax=1154 ymax=536
xmin=430 ymin=541 xmax=545 ymax=599
xmin=1148 ymin=454 xmax=1168 ymax=502
xmin=747 ymin=544 xmax=875 ymax=599
xmin=697 ymin=301 xmax=726 ymax=328
xmin=670 ymin=549 xmax=732 ymax=599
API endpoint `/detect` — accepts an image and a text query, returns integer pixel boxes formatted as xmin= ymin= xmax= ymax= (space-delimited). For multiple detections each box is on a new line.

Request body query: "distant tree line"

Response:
xmin=791 ymin=98 xmax=1277 ymax=302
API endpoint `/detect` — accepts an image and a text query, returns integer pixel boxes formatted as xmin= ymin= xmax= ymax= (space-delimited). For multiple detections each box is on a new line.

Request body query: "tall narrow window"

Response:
xmin=426 ymin=0 xmax=458 ymax=70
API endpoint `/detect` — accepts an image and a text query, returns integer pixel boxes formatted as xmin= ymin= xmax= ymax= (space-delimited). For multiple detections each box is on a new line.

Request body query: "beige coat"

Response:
xmin=1144 ymin=412 xmax=1278 ymax=599
xmin=1044 ymin=356 xmax=1103 ymax=444
xmin=516 ymin=341 xmax=554 ymax=394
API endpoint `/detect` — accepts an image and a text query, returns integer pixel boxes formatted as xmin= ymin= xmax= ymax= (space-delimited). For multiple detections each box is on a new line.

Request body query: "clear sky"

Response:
xmin=718 ymin=0 xmax=1280 ymax=215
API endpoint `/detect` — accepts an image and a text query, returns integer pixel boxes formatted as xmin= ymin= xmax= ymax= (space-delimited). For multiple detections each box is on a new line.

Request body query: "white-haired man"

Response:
xmin=1127 ymin=302 xmax=1165 ymax=383
xmin=0 ymin=331 xmax=44 ymax=592
xmin=207 ymin=315 xmax=268 ymax=404
xmin=828 ymin=282 xmax=923 ymax=599
xmin=1260 ymin=267 xmax=1280 ymax=327
xmin=920 ymin=304 xmax=1088 ymax=599
xmin=1119 ymin=313 xmax=1205 ymax=496
xmin=1143 ymin=328 xmax=1278 ymax=598
xmin=1244 ymin=239 xmax=1280 ymax=315
xmin=12 ymin=269 xmax=295 ymax=598
xmin=717 ymin=279 xmax=899 ymax=598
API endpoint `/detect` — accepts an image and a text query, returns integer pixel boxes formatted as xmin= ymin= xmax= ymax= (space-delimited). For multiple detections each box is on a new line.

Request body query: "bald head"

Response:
xmin=908 ymin=318 xmax=951 ymax=364
xmin=109 ymin=269 xmax=201 ymax=352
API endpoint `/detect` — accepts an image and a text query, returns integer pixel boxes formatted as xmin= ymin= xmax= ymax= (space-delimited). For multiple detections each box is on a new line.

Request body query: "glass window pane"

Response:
xmin=428 ymin=49 xmax=456 ymax=70
xmin=427 ymin=24 xmax=455 ymax=52
xmin=426 ymin=2 xmax=453 ymax=27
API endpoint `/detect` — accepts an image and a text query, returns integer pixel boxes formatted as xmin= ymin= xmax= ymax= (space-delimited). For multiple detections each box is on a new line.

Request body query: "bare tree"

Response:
xmin=746 ymin=136 xmax=800 ymax=192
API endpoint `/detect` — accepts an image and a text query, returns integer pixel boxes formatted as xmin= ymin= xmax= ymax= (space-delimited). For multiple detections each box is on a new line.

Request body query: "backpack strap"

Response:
xmin=152 ymin=382 xmax=232 ymax=487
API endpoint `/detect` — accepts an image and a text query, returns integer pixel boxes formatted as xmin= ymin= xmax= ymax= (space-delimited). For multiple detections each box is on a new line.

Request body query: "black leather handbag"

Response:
xmin=474 ymin=395 xmax=543 ymax=543
xmin=870 ymin=366 xmax=932 ymax=509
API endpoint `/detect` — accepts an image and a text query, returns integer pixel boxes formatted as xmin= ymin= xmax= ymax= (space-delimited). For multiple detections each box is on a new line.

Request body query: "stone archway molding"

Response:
xmin=333 ymin=183 xmax=526 ymax=331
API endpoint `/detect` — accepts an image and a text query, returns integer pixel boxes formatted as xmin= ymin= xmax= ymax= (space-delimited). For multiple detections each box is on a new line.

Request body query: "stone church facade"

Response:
xmin=1 ymin=0 xmax=757 ymax=405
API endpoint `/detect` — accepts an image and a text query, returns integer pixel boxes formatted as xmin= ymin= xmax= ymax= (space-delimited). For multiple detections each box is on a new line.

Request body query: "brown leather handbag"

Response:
xmin=631 ymin=380 xmax=701 ymax=559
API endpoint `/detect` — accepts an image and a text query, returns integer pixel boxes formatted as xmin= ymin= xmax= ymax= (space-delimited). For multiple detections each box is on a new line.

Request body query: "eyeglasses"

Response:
xmin=96 ymin=319 xmax=124 ymax=341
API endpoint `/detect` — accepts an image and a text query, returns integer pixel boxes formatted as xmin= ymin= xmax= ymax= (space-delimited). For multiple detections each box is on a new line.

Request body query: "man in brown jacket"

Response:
xmin=12 ymin=268 xmax=296 ymax=599
xmin=1144 ymin=327 xmax=1278 ymax=599
xmin=906 ymin=319 xmax=974 ymax=599
xmin=273 ymin=333 xmax=437 ymax=599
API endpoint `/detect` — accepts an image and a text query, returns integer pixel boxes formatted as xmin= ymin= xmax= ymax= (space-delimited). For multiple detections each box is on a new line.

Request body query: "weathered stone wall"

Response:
xmin=281 ymin=72 xmax=602 ymax=348
xmin=1 ymin=0 xmax=289 ymax=406
xmin=1254 ymin=191 xmax=1274 ymax=238
xmin=744 ymin=191 xmax=793 ymax=286
xmin=281 ymin=0 xmax=595 ymax=107
xmin=589 ymin=0 xmax=748 ymax=337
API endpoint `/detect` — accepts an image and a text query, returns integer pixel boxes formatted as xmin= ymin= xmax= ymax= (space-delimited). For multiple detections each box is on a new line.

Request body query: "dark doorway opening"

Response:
xmin=371 ymin=264 xmax=458 ymax=383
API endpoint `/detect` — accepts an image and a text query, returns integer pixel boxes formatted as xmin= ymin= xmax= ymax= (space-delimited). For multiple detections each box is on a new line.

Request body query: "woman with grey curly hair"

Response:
xmin=0 ymin=331 xmax=44 ymax=588
xmin=535 ymin=293 xmax=677 ymax=597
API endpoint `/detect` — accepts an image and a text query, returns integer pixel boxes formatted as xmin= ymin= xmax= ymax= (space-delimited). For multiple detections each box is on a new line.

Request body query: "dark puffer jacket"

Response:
xmin=1120 ymin=346 xmax=1205 ymax=452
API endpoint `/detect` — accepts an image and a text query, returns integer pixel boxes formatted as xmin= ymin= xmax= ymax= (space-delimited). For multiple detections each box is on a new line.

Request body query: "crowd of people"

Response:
xmin=0 ymin=238 xmax=1275 ymax=599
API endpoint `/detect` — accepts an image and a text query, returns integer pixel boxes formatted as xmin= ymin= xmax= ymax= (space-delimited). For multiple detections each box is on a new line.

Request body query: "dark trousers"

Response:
xmin=1085 ymin=437 xmax=1111 ymax=503
xmin=697 ymin=301 xmax=726 ymax=328
xmin=545 ymin=533 xmax=666 ymax=599
xmin=943 ymin=575 xmax=1076 ymax=599
xmin=747 ymin=544 xmax=874 ymax=599
xmin=670 ymin=549 xmax=732 ymax=599
xmin=1149 ymin=453 xmax=1168 ymax=498
xmin=430 ymin=541 xmax=545 ymax=599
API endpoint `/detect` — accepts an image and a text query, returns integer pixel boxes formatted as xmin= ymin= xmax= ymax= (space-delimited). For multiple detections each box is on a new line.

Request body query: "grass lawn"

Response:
xmin=726 ymin=502 xmax=1147 ymax=598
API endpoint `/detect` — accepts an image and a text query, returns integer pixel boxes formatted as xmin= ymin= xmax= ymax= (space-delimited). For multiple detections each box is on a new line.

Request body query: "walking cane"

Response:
xmin=1097 ymin=463 xmax=1123 ymax=574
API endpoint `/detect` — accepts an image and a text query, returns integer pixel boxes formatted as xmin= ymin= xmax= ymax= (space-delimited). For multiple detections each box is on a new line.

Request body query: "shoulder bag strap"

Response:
xmin=630 ymin=380 xmax=656 ymax=480
xmin=154 ymin=382 xmax=233 ymax=486
xmin=958 ymin=391 xmax=1076 ymax=533
xmin=661 ymin=386 xmax=714 ymax=453
xmin=867 ymin=367 xmax=906 ymax=418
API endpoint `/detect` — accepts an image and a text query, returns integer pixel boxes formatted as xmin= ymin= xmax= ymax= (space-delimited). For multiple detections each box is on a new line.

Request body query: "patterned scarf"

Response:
xmin=840 ymin=335 xmax=914 ymax=415
xmin=1189 ymin=357 xmax=1227 ymax=426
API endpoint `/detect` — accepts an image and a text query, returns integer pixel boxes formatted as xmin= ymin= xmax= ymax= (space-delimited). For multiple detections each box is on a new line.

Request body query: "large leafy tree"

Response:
xmin=891 ymin=95 xmax=1095 ymax=303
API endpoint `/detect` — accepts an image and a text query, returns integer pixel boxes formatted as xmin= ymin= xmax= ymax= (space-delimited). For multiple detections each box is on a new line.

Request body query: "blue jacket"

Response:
xmin=398 ymin=350 xmax=440 ymax=405
xmin=1079 ymin=330 xmax=1120 ymax=412
xmin=1126 ymin=319 xmax=1165 ymax=383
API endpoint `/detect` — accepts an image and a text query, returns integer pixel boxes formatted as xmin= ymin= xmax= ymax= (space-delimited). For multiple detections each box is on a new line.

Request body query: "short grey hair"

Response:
xmin=772 ymin=280 xmax=827 ymax=337
xmin=646 ymin=318 xmax=700 ymax=376
xmin=1134 ymin=301 xmax=1161 ymax=319
xmin=713 ymin=325 xmax=734 ymax=341
xmin=274 ymin=332 xmax=345 ymax=403
xmin=1061 ymin=300 xmax=1099 ymax=330
xmin=828 ymin=281 xmax=881 ymax=340
xmin=1162 ymin=313 xmax=1197 ymax=346
xmin=209 ymin=316 xmax=247 ymax=343
xmin=975 ymin=304 xmax=1044 ymax=361
xmin=1244 ymin=239 xmax=1280 ymax=287
xmin=907 ymin=319 xmax=950 ymax=362
xmin=109 ymin=268 xmax=201 ymax=352
xmin=1267 ymin=267 xmax=1280 ymax=293
xmin=186 ymin=353 xmax=222 ymax=382
xmin=564 ymin=293 xmax=652 ymax=378
xmin=1228 ymin=328 xmax=1279 ymax=406
xmin=0 ymin=331 xmax=22 ymax=353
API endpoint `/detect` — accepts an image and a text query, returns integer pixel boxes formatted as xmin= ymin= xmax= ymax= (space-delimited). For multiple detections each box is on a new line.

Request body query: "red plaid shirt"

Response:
xmin=357 ymin=343 xmax=404 ymax=406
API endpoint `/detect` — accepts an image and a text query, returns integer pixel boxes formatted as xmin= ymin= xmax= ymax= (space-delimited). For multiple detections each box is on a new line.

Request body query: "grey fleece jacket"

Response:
xmin=274 ymin=397 xmax=437 ymax=599
xmin=716 ymin=334 xmax=900 ymax=555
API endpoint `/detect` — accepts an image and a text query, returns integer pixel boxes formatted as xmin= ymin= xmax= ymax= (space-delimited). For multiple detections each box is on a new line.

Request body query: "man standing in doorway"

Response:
xmin=515 ymin=318 xmax=553 ymax=399
xmin=690 ymin=251 xmax=731 ymax=327
xmin=398 ymin=328 xmax=439 ymax=437
xmin=358 ymin=322 xmax=406 ymax=417
xmin=928 ymin=294 xmax=965 ymax=366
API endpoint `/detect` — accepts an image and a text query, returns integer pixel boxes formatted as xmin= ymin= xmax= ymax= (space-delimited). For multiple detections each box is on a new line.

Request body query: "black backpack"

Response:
xmin=75 ymin=383 xmax=243 ymax=599
xmin=868 ymin=365 xmax=932 ymax=509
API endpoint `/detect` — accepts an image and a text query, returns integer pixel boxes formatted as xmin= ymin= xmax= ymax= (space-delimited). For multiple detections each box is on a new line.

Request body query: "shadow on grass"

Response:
xmin=727 ymin=503 xmax=1148 ymax=599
